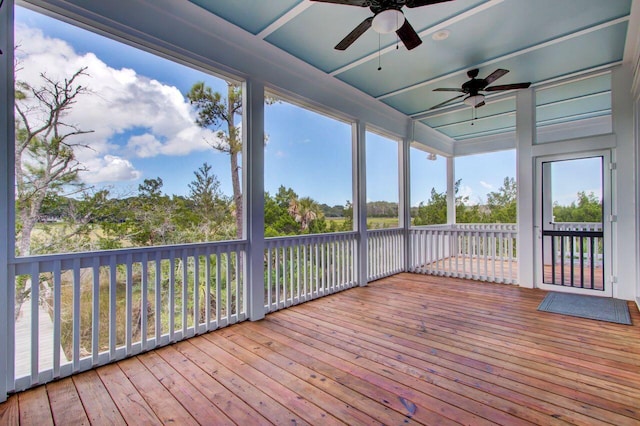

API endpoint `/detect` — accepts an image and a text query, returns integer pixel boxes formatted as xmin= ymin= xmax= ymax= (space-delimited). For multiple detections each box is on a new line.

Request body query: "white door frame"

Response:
xmin=534 ymin=150 xmax=612 ymax=297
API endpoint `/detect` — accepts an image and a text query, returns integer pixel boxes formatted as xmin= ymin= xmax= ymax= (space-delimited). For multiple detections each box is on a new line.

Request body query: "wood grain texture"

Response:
xmin=1 ymin=272 xmax=638 ymax=425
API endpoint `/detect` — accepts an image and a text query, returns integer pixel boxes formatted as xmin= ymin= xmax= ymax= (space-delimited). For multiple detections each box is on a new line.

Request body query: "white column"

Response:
xmin=0 ymin=0 xmax=15 ymax=402
xmin=516 ymin=88 xmax=536 ymax=288
xmin=399 ymin=135 xmax=411 ymax=271
xmin=243 ymin=78 xmax=265 ymax=321
xmin=635 ymin=91 xmax=640 ymax=309
xmin=446 ymin=156 xmax=455 ymax=224
xmin=611 ymin=64 xmax=637 ymax=300
xmin=353 ymin=121 xmax=368 ymax=286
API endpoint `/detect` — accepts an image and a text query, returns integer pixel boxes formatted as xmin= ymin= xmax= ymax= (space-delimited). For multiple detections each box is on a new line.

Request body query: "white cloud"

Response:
xmin=81 ymin=155 xmax=142 ymax=183
xmin=480 ymin=181 xmax=493 ymax=190
xmin=14 ymin=24 xmax=220 ymax=185
xmin=126 ymin=133 xmax=164 ymax=158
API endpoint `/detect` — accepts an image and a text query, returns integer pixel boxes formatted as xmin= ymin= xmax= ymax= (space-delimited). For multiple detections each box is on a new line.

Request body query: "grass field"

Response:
xmin=327 ymin=217 xmax=400 ymax=229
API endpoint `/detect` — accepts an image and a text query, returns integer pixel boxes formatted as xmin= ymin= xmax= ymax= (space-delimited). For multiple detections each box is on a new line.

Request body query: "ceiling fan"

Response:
xmin=430 ymin=68 xmax=531 ymax=109
xmin=310 ymin=0 xmax=453 ymax=51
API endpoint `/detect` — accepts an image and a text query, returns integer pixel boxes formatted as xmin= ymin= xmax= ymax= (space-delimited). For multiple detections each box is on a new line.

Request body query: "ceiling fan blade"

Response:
xmin=433 ymin=88 xmax=464 ymax=92
xmin=405 ymin=0 xmax=453 ymax=7
xmin=309 ymin=0 xmax=369 ymax=6
xmin=482 ymin=69 xmax=509 ymax=86
xmin=485 ymin=82 xmax=532 ymax=91
xmin=335 ymin=16 xmax=373 ymax=50
xmin=429 ymin=94 xmax=465 ymax=110
xmin=396 ymin=19 xmax=422 ymax=50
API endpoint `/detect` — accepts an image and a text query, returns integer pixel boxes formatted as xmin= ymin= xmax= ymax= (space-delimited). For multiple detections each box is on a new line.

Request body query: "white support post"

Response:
xmin=516 ymin=88 xmax=536 ymax=288
xmin=0 ymin=0 xmax=15 ymax=402
xmin=399 ymin=135 xmax=411 ymax=271
xmin=446 ymin=156 xmax=455 ymax=225
xmin=611 ymin=64 xmax=636 ymax=301
xmin=243 ymin=78 xmax=265 ymax=321
xmin=353 ymin=121 xmax=368 ymax=286
xmin=635 ymin=89 xmax=640 ymax=310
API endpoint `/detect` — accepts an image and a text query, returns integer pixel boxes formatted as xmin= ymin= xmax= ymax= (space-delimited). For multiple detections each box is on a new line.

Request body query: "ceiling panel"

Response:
xmin=537 ymin=93 xmax=611 ymax=122
xmin=439 ymin=114 xmax=515 ymax=139
xmin=536 ymin=73 xmax=611 ymax=105
xmin=382 ymin=21 xmax=627 ymax=115
xmin=189 ymin=0 xmax=302 ymax=35
xmin=188 ymin=0 xmax=632 ymax=144
xmin=265 ymin=0 xmax=485 ymax=73
xmin=422 ymin=97 xmax=515 ymax=127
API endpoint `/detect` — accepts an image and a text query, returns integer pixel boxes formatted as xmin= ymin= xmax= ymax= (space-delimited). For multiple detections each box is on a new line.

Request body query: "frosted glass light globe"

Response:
xmin=372 ymin=9 xmax=404 ymax=34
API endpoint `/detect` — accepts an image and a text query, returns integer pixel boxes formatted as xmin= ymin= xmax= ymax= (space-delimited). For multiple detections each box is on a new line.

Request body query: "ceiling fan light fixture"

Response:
xmin=372 ymin=9 xmax=404 ymax=34
xmin=464 ymin=94 xmax=485 ymax=107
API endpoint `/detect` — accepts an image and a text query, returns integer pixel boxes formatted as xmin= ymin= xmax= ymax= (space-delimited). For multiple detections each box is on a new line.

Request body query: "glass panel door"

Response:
xmin=536 ymin=153 xmax=611 ymax=296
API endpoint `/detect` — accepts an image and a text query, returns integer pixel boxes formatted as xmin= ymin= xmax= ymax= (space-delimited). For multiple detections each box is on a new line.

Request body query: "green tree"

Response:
xmin=486 ymin=177 xmax=517 ymax=223
xmin=14 ymin=67 xmax=93 ymax=256
xmin=185 ymin=162 xmax=232 ymax=241
xmin=265 ymin=186 xmax=300 ymax=237
xmin=413 ymin=187 xmax=447 ymax=226
xmin=129 ymin=178 xmax=177 ymax=246
xmin=187 ymin=82 xmax=243 ymax=239
xmin=288 ymin=196 xmax=324 ymax=232
xmin=553 ymin=191 xmax=602 ymax=223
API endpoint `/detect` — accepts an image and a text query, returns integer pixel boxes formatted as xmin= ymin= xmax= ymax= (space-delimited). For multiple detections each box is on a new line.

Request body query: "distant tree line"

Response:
xmin=553 ymin=191 xmax=602 ymax=222
xmin=413 ymin=177 xmax=517 ymax=225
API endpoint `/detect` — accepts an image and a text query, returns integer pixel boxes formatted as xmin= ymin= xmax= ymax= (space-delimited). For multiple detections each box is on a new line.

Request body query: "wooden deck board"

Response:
xmin=117 ymin=357 xmax=199 ymax=426
xmin=72 ymin=370 xmax=125 ymax=425
xmin=0 ymin=395 xmax=19 ymax=425
xmin=137 ymin=350 xmax=235 ymax=425
xmin=46 ymin=379 xmax=90 ymax=425
xmin=2 ymin=272 xmax=639 ymax=425
xmin=17 ymin=386 xmax=53 ymax=426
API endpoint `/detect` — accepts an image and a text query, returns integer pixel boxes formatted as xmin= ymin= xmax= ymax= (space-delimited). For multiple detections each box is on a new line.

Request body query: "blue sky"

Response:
xmin=14 ymin=6 xmax=601 ymax=208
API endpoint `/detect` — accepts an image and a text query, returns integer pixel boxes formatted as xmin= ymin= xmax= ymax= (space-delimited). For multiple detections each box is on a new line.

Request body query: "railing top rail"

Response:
xmin=264 ymin=231 xmax=358 ymax=246
xmin=410 ymin=223 xmax=517 ymax=231
xmin=551 ymin=222 xmax=602 ymax=231
xmin=367 ymin=227 xmax=403 ymax=235
xmin=452 ymin=223 xmax=517 ymax=230
xmin=11 ymin=239 xmax=248 ymax=266
xmin=410 ymin=224 xmax=454 ymax=230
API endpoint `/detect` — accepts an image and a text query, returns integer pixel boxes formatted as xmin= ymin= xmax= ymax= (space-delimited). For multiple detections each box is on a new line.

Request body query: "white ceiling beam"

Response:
xmin=329 ymin=0 xmax=505 ymax=77
xmin=377 ymin=15 xmax=630 ymax=100
xmin=256 ymin=1 xmax=314 ymax=39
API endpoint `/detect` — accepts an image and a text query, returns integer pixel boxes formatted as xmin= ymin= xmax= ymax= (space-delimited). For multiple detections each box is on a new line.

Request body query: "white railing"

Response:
xmin=367 ymin=228 xmax=405 ymax=281
xmin=550 ymin=222 xmax=603 ymax=262
xmin=10 ymin=240 xmax=247 ymax=393
xmin=551 ymin=222 xmax=602 ymax=232
xmin=409 ymin=224 xmax=518 ymax=284
xmin=264 ymin=232 xmax=358 ymax=313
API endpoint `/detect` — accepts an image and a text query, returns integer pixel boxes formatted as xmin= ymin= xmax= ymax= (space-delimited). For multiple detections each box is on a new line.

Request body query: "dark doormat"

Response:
xmin=537 ymin=292 xmax=632 ymax=325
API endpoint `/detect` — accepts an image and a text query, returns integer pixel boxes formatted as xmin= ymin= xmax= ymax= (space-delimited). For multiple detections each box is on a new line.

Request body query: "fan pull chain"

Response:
xmin=471 ymin=106 xmax=476 ymax=125
xmin=396 ymin=12 xmax=399 ymax=49
xmin=377 ymin=33 xmax=382 ymax=71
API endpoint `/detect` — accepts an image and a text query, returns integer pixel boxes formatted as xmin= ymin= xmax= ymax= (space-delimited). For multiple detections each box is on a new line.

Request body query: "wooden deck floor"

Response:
xmin=1 ymin=273 xmax=639 ymax=425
